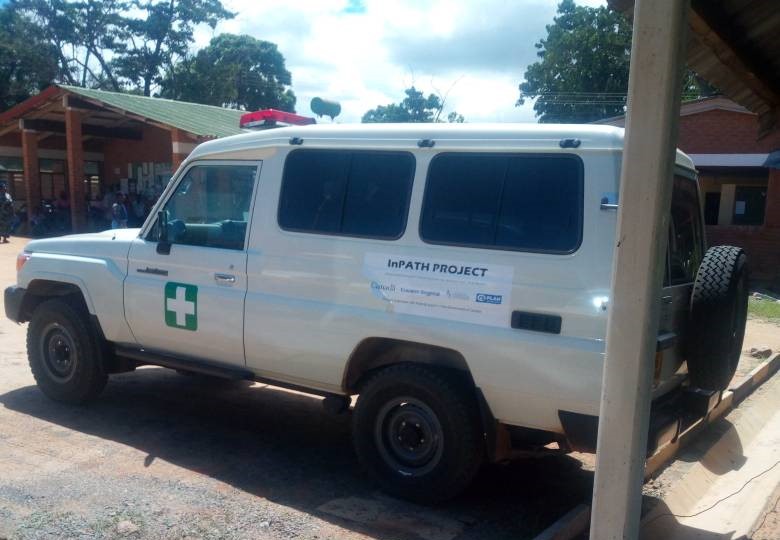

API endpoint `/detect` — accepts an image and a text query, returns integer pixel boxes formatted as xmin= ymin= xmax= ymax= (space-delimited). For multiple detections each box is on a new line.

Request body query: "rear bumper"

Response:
xmin=559 ymin=385 xmax=717 ymax=455
xmin=4 ymin=286 xmax=26 ymax=323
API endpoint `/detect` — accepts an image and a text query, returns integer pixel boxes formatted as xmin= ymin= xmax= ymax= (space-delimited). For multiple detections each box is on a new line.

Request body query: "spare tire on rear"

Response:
xmin=686 ymin=245 xmax=748 ymax=391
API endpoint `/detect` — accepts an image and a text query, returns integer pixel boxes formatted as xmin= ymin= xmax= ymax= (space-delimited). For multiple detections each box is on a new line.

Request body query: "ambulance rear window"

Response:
xmin=420 ymin=153 xmax=583 ymax=254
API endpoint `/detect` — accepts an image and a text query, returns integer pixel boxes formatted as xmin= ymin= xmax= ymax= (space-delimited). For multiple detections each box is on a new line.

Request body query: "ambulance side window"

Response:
xmin=278 ymin=149 xmax=415 ymax=240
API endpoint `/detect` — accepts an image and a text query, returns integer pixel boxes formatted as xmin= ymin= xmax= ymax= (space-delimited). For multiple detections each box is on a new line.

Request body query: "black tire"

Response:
xmin=27 ymin=297 xmax=108 ymax=403
xmin=687 ymin=245 xmax=748 ymax=391
xmin=352 ymin=364 xmax=484 ymax=503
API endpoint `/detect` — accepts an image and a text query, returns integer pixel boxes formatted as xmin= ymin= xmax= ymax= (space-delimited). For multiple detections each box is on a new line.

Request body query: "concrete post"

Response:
xmin=65 ymin=107 xmax=86 ymax=231
xmin=21 ymin=129 xmax=41 ymax=225
xmin=718 ymin=184 xmax=736 ymax=225
xmin=589 ymin=1 xmax=689 ymax=539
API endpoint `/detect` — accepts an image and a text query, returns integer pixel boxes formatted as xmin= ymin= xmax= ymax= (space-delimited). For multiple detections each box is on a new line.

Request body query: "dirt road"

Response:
xmin=1 ymin=238 xmax=777 ymax=539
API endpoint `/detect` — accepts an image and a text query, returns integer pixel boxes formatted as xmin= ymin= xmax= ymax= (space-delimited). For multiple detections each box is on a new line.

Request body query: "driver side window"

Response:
xmin=157 ymin=163 xmax=258 ymax=250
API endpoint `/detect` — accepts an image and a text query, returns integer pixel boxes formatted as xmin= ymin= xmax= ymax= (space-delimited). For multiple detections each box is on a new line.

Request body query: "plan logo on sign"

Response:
xmin=164 ymin=282 xmax=198 ymax=331
xmin=476 ymin=293 xmax=503 ymax=305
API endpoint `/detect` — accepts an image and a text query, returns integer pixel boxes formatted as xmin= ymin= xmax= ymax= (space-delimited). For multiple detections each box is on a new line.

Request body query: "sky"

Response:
xmin=193 ymin=0 xmax=606 ymax=124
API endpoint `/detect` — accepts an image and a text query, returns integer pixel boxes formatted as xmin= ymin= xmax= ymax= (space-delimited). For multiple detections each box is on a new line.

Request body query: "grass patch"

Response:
xmin=748 ymin=297 xmax=780 ymax=321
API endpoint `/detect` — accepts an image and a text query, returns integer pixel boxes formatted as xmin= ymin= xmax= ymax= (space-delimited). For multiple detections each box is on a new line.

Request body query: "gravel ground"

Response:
xmin=0 ymin=367 xmax=593 ymax=540
xmin=1 ymin=238 xmax=778 ymax=540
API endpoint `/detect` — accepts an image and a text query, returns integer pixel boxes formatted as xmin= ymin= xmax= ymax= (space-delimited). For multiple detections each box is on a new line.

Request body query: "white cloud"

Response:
xmin=193 ymin=0 xmax=607 ymax=123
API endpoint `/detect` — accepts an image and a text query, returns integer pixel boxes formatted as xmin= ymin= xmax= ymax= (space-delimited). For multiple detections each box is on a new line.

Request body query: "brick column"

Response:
xmin=21 ymin=129 xmax=41 ymax=225
xmin=765 ymin=167 xmax=780 ymax=228
xmin=65 ymin=107 xmax=86 ymax=231
xmin=171 ymin=128 xmax=186 ymax=171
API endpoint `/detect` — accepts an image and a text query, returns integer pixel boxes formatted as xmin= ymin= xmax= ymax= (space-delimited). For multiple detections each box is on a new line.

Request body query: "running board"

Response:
xmin=113 ymin=345 xmax=343 ymax=399
xmin=114 ymin=345 xmax=255 ymax=381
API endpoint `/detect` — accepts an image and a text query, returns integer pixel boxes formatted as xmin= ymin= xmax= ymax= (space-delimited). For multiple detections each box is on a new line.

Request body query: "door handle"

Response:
xmin=214 ymin=273 xmax=236 ymax=285
xmin=137 ymin=267 xmax=168 ymax=276
xmin=662 ymin=295 xmax=673 ymax=304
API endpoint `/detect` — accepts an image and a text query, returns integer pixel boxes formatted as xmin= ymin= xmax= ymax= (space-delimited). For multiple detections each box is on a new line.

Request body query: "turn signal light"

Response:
xmin=16 ymin=251 xmax=31 ymax=273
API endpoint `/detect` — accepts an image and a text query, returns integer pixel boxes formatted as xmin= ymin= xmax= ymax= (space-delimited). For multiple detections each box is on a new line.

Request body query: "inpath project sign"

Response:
xmin=363 ymin=252 xmax=514 ymax=327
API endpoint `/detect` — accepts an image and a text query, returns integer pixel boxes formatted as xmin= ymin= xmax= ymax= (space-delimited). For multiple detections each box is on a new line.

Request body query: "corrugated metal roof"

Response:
xmin=60 ymin=85 xmax=245 ymax=138
xmin=609 ymin=0 xmax=780 ymax=135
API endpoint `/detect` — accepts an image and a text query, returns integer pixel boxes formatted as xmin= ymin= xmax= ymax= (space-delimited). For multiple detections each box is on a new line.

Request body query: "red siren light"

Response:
xmin=239 ymin=109 xmax=316 ymax=130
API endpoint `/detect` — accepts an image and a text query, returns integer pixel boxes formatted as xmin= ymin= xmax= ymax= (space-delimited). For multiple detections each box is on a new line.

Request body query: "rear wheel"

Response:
xmin=687 ymin=245 xmax=748 ymax=391
xmin=352 ymin=364 xmax=484 ymax=503
xmin=27 ymin=298 xmax=108 ymax=403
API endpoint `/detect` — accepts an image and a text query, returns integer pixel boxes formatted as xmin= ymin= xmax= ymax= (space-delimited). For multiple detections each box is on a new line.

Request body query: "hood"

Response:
xmin=25 ymin=228 xmax=141 ymax=258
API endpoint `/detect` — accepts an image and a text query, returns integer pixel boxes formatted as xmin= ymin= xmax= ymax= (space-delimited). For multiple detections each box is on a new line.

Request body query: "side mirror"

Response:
xmin=156 ymin=210 xmax=171 ymax=255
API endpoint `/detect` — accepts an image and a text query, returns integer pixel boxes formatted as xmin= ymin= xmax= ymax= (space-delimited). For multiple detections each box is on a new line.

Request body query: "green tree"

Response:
xmin=14 ymin=0 xmax=131 ymax=91
xmin=0 ymin=4 xmax=60 ymax=109
xmin=160 ymin=34 xmax=296 ymax=111
xmin=14 ymin=0 xmax=233 ymax=96
xmin=115 ymin=0 xmax=234 ymax=96
xmin=518 ymin=0 xmax=714 ymax=123
xmin=75 ymin=0 xmax=131 ymax=89
xmin=362 ymin=87 xmax=464 ymax=123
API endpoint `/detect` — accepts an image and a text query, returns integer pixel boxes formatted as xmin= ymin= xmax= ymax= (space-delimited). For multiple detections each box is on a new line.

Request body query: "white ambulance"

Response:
xmin=5 ymin=117 xmax=748 ymax=501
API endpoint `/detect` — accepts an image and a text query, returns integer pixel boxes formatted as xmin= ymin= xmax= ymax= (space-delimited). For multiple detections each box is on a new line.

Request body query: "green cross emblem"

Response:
xmin=164 ymin=282 xmax=198 ymax=331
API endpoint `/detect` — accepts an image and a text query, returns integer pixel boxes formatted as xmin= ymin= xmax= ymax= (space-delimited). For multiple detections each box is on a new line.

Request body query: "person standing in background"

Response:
xmin=102 ymin=190 xmax=115 ymax=224
xmin=0 ymin=182 xmax=13 ymax=242
xmin=132 ymin=194 xmax=146 ymax=227
xmin=111 ymin=193 xmax=129 ymax=229
xmin=55 ymin=190 xmax=70 ymax=230
xmin=55 ymin=190 xmax=70 ymax=212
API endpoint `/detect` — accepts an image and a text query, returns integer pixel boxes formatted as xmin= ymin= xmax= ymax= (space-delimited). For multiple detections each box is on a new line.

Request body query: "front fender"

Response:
xmin=20 ymin=270 xmax=97 ymax=314
xmin=19 ymin=252 xmax=136 ymax=344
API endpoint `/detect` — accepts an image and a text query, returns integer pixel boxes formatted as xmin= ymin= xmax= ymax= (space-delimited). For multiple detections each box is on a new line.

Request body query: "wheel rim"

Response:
xmin=40 ymin=322 xmax=78 ymax=382
xmin=374 ymin=397 xmax=444 ymax=477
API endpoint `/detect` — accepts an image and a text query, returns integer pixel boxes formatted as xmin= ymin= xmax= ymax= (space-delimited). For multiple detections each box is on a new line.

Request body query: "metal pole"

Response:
xmin=590 ymin=1 xmax=689 ymax=538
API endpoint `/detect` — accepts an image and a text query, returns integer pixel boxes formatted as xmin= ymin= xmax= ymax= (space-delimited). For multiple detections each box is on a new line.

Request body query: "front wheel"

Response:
xmin=352 ymin=364 xmax=484 ymax=503
xmin=27 ymin=298 xmax=108 ymax=403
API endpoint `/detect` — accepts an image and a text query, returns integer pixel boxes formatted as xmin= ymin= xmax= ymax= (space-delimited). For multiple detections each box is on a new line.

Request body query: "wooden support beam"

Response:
xmin=610 ymin=0 xmax=780 ymax=135
xmin=687 ymin=8 xmax=780 ymax=134
xmin=690 ymin=0 xmax=780 ymax=101
xmin=20 ymin=118 xmax=142 ymax=140
xmin=26 ymin=100 xmax=65 ymax=121
xmin=36 ymin=131 xmax=57 ymax=143
xmin=0 ymin=124 xmax=18 ymax=137
xmin=63 ymin=95 xmax=108 ymax=112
